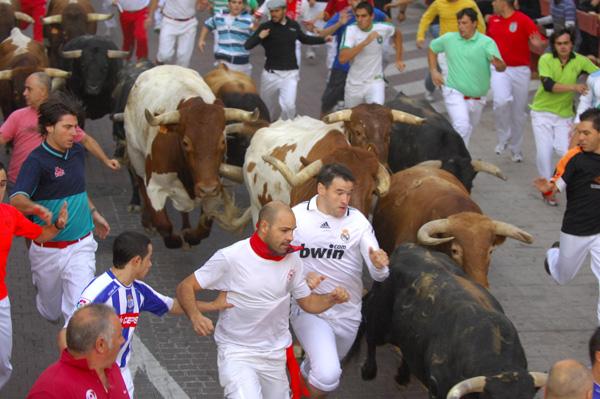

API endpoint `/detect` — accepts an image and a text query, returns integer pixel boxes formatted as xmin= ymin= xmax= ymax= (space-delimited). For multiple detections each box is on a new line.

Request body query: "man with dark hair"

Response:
xmin=544 ymin=359 xmax=593 ymax=399
xmin=535 ymin=108 xmax=600 ymax=323
xmin=428 ymin=7 xmax=506 ymax=147
xmin=27 ymin=304 xmax=129 ymax=398
xmin=588 ymin=327 xmax=600 ymax=389
xmin=10 ymin=92 xmax=111 ymax=327
xmin=57 ymin=231 xmax=230 ymax=397
xmin=338 ymin=1 xmax=404 ymax=107
xmin=0 ymin=161 xmax=67 ymax=390
xmin=177 ymin=200 xmax=350 ymax=398
xmin=290 ymin=163 xmax=389 ymax=398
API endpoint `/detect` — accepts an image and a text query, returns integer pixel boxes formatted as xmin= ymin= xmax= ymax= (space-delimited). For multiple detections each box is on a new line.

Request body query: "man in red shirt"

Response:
xmin=0 ymin=161 xmax=67 ymax=390
xmin=27 ymin=304 xmax=129 ymax=398
xmin=487 ymin=0 xmax=546 ymax=162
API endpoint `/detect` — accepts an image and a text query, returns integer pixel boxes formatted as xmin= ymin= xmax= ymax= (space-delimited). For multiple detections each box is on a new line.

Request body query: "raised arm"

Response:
xmin=176 ymin=274 xmax=216 ymax=336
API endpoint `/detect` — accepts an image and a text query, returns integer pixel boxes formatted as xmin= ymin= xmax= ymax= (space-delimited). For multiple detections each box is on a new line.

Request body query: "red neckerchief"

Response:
xmin=249 ymin=231 xmax=303 ymax=261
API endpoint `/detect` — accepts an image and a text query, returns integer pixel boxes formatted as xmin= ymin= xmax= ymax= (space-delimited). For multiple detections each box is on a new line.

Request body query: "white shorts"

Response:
xmin=218 ymin=345 xmax=290 ymax=399
xmin=344 ymin=80 xmax=385 ymax=108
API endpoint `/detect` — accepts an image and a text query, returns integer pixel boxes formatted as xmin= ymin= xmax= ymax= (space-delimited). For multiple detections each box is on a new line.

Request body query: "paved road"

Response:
xmin=1 ymin=2 xmax=598 ymax=398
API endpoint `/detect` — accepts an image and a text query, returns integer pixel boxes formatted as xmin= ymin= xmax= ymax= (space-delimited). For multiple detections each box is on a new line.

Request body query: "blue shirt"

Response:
xmin=205 ymin=10 xmax=253 ymax=61
xmin=325 ymin=8 xmax=387 ymax=72
xmin=11 ymin=141 xmax=93 ymax=241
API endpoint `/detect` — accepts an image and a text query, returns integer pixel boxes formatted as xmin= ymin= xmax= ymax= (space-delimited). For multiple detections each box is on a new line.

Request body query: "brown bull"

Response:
xmin=372 ymin=165 xmax=533 ymax=287
xmin=0 ymin=0 xmax=33 ymax=42
xmin=203 ymin=63 xmax=256 ymax=97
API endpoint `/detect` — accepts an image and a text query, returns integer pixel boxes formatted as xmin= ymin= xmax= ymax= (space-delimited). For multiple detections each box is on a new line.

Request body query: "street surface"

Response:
xmin=1 ymin=2 xmax=597 ymax=398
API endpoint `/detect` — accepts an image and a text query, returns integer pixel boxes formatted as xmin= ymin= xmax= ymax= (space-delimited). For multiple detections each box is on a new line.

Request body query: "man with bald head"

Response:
xmin=177 ymin=200 xmax=350 ymax=398
xmin=545 ymin=359 xmax=593 ymax=399
xmin=0 ymin=72 xmax=119 ymax=187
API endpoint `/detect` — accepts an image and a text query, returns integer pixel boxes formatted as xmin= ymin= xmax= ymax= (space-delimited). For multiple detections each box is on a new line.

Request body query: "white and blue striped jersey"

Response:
xmin=68 ymin=270 xmax=174 ymax=368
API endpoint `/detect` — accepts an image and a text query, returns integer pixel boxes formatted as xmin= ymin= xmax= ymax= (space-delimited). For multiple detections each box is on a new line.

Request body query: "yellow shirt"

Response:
xmin=417 ymin=0 xmax=486 ymax=41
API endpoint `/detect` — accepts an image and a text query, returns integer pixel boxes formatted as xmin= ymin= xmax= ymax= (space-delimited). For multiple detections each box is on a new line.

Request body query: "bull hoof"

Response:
xmin=128 ymin=204 xmax=142 ymax=213
xmin=361 ymin=362 xmax=378 ymax=381
xmin=163 ymin=235 xmax=183 ymax=249
xmin=182 ymin=229 xmax=205 ymax=247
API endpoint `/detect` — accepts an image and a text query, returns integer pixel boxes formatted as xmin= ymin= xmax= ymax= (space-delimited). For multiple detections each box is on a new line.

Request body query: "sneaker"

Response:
xmin=495 ymin=143 xmax=506 ymax=155
xmin=542 ymin=192 xmax=558 ymax=206
xmin=424 ymin=90 xmax=435 ymax=102
xmin=544 ymin=241 xmax=560 ymax=276
xmin=511 ymin=152 xmax=523 ymax=163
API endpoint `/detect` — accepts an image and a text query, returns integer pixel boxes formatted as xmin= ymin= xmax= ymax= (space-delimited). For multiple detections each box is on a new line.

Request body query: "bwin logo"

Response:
xmin=299 ymin=244 xmax=346 ymax=259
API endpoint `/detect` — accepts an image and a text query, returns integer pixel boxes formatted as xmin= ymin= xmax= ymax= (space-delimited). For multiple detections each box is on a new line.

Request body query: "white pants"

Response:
xmin=217 ymin=345 xmax=290 ymax=399
xmin=157 ymin=17 xmax=198 ymax=68
xmin=29 ymin=234 xmax=97 ymax=321
xmin=344 ymin=80 xmax=385 ymax=108
xmin=442 ymin=86 xmax=486 ymax=148
xmin=0 ymin=297 xmax=12 ymax=389
xmin=531 ymin=110 xmax=572 ymax=179
xmin=547 ymin=231 xmax=600 ymax=322
xmin=216 ymin=61 xmax=252 ymax=76
xmin=290 ymin=309 xmax=360 ymax=392
xmin=491 ymin=65 xmax=531 ymax=155
xmin=121 ymin=365 xmax=134 ymax=398
xmin=260 ymin=69 xmax=299 ymax=120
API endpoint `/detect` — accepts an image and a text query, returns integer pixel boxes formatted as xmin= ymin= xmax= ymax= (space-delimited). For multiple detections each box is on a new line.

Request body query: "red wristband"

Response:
xmin=543 ymin=190 xmax=553 ymax=197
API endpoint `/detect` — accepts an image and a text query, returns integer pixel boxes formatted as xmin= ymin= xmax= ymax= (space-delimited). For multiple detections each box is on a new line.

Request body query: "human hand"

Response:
xmin=33 ymin=204 xmax=52 ymax=225
xmin=329 ymin=287 xmax=349 ymax=304
xmin=367 ymin=31 xmax=380 ymax=43
xmin=93 ymin=211 xmax=110 ymax=239
xmin=191 ymin=313 xmax=215 ymax=336
xmin=574 ymin=83 xmax=588 ymax=95
xmin=395 ymin=59 xmax=406 ymax=71
xmin=416 ymin=39 xmax=425 ymax=49
xmin=54 ymin=201 xmax=68 ymax=229
xmin=339 ymin=9 xmax=350 ymax=24
xmin=144 ymin=16 xmax=152 ymax=29
xmin=211 ymin=292 xmax=234 ymax=311
xmin=105 ymin=158 xmax=121 ymax=170
xmin=306 ymin=272 xmax=325 ymax=290
xmin=533 ymin=177 xmax=554 ymax=193
xmin=369 ymin=247 xmax=389 ymax=269
xmin=198 ymin=39 xmax=206 ymax=52
xmin=431 ymin=69 xmax=444 ymax=87
xmin=259 ymin=28 xmax=270 ymax=39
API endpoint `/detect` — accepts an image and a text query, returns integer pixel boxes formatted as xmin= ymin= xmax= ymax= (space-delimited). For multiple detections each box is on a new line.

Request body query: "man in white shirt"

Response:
xmin=290 ymin=163 xmax=389 ymax=398
xmin=339 ymin=1 xmax=405 ymax=107
xmin=176 ymin=201 xmax=350 ymax=399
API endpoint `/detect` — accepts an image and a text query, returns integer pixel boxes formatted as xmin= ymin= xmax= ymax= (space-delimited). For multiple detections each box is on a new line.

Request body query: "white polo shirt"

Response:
xmin=292 ymin=195 xmax=389 ymax=322
xmin=195 ymin=238 xmax=311 ymax=351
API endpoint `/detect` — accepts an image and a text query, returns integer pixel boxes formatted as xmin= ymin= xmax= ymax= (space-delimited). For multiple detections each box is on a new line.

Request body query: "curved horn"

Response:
xmin=0 ymin=69 xmax=13 ymax=80
xmin=390 ymin=109 xmax=425 ymax=125
xmin=375 ymin=163 xmax=390 ymax=196
xmin=219 ymin=164 xmax=244 ymax=184
xmin=492 ymin=220 xmax=534 ymax=244
xmin=529 ymin=372 xmax=547 ymax=388
xmin=87 ymin=12 xmax=113 ymax=22
xmin=417 ymin=219 xmax=454 ymax=246
xmin=224 ymin=123 xmax=245 ymax=135
xmin=61 ymin=49 xmax=82 ymax=59
xmin=43 ymin=67 xmax=71 ymax=78
xmin=416 ymin=160 xmax=442 ymax=169
xmin=42 ymin=14 xmax=63 ymax=24
xmin=446 ymin=376 xmax=486 ymax=399
xmin=111 ymin=113 xmax=124 ymax=122
xmin=144 ymin=109 xmax=180 ymax=126
xmin=224 ymin=107 xmax=259 ymax=122
xmin=14 ymin=11 xmax=34 ymax=23
xmin=107 ymin=49 xmax=130 ymax=59
xmin=262 ymin=154 xmax=323 ymax=187
xmin=322 ymin=109 xmax=352 ymax=124
xmin=471 ymin=159 xmax=506 ymax=181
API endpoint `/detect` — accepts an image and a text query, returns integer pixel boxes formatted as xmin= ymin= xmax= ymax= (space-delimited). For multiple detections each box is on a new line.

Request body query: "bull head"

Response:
xmin=446 ymin=372 xmax=547 ymax=398
xmin=145 ymin=107 xmax=258 ymax=128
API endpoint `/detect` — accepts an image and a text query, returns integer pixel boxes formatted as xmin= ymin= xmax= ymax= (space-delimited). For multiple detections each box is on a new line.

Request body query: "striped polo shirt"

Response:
xmin=205 ymin=10 xmax=253 ymax=62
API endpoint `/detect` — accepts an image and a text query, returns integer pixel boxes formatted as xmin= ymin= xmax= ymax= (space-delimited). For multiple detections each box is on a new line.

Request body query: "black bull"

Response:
xmin=354 ymin=244 xmax=538 ymax=399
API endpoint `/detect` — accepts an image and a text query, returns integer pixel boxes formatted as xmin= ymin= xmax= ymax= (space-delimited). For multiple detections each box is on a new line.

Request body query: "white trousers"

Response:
xmin=531 ymin=110 xmax=572 ymax=179
xmin=156 ymin=17 xmax=198 ymax=68
xmin=547 ymin=231 xmax=600 ymax=323
xmin=442 ymin=86 xmax=486 ymax=148
xmin=29 ymin=234 xmax=97 ymax=321
xmin=121 ymin=365 xmax=134 ymax=399
xmin=216 ymin=61 xmax=252 ymax=76
xmin=290 ymin=309 xmax=359 ymax=392
xmin=260 ymin=69 xmax=299 ymax=120
xmin=491 ymin=65 xmax=531 ymax=155
xmin=0 ymin=297 xmax=12 ymax=389
xmin=217 ymin=345 xmax=290 ymax=399
xmin=344 ymin=80 xmax=385 ymax=108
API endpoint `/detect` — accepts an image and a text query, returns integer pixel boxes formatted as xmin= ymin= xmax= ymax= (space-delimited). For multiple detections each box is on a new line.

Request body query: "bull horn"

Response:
xmin=211 ymin=207 xmax=252 ymax=232
xmin=107 ymin=49 xmax=130 ymax=59
xmin=224 ymin=123 xmax=245 ymax=135
xmin=14 ymin=11 xmax=34 ymax=23
xmin=224 ymin=107 xmax=259 ymax=122
xmin=322 ymin=109 xmax=351 ymax=124
xmin=390 ymin=109 xmax=425 ymax=125
xmin=471 ymin=159 xmax=506 ymax=181
xmin=111 ymin=113 xmax=124 ymax=122
xmin=262 ymin=154 xmax=323 ymax=187
xmin=416 ymin=160 xmax=442 ymax=169
xmin=492 ymin=220 xmax=534 ymax=244
xmin=87 ymin=13 xmax=113 ymax=22
xmin=43 ymin=68 xmax=70 ymax=78
xmin=0 ymin=69 xmax=13 ymax=80
xmin=219 ymin=164 xmax=244 ymax=184
xmin=375 ymin=163 xmax=390 ymax=196
xmin=446 ymin=376 xmax=486 ymax=399
xmin=145 ymin=109 xmax=180 ymax=126
xmin=417 ymin=219 xmax=454 ymax=246
xmin=61 ymin=49 xmax=82 ymax=59
xmin=529 ymin=372 xmax=547 ymax=388
xmin=42 ymin=15 xmax=63 ymax=24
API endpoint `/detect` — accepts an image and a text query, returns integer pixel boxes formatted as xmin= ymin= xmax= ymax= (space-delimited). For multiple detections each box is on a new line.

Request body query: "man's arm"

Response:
xmin=81 ymin=134 xmax=120 ymax=171
xmin=145 ymin=0 xmax=159 ymax=28
xmin=198 ymin=26 xmax=211 ymax=52
xmin=88 ymin=196 xmax=110 ymax=239
xmin=416 ymin=2 xmax=437 ymax=47
xmin=297 ymin=22 xmax=327 ymax=44
xmin=296 ymin=286 xmax=349 ymax=314
xmin=169 ymin=291 xmax=233 ymax=314
xmin=176 ymin=274 xmax=216 ymax=336
xmin=428 ymin=47 xmax=444 ymax=87
xmin=491 ymin=56 xmax=506 ymax=72
xmin=10 ymin=194 xmax=52 ymax=224
xmin=339 ymin=31 xmax=379 ymax=64
xmin=35 ymin=202 xmax=68 ymax=242
xmin=245 ymin=24 xmax=266 ymax=49
xmin=393 ymin=28 xmax=405 ymax=71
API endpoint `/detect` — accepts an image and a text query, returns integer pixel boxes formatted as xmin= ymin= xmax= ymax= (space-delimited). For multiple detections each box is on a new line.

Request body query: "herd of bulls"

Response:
xmin=0 ymin=4 xmax=547 ymax=395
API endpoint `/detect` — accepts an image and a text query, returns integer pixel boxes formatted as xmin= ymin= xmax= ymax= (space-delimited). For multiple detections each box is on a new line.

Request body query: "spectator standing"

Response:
xmin=116 ymin=0 xmax=150 ymax=60
xmin=487 ymin=0 xmax=546 ymax=162
xmin=529 ymin=28 xmax=598 ymax=205
xmin=428 ymin=7 xmax=505 ymax=147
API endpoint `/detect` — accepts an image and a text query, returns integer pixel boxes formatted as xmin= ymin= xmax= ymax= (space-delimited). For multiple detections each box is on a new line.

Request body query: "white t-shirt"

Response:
xmin=341 ymin=21 xmax=395 ymax=86
xmin=195 ymin=238 xmax=311 ymax=351
xmin=119 ymin=0 xmax=150 ymax=12
xmin=292 ymin=196 xmax=389 ymax=322
xmin=162 ymin=0 xmax=197 ymax=20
